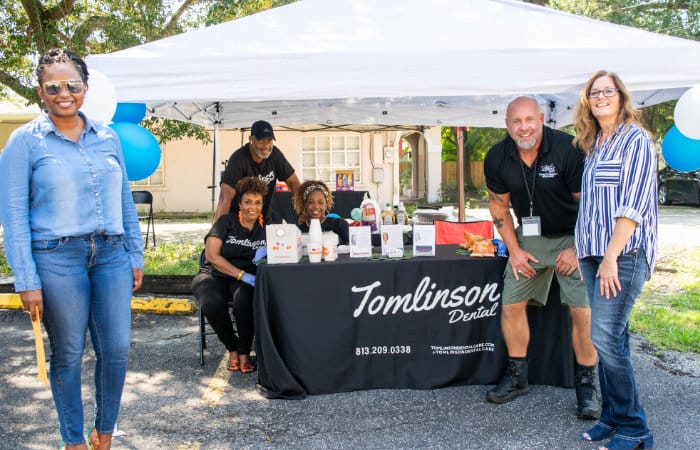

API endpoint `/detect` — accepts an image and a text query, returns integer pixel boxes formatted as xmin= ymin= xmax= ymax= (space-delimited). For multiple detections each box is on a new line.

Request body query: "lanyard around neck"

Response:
xmin=519 ymin=155 xmax=539 ymax=217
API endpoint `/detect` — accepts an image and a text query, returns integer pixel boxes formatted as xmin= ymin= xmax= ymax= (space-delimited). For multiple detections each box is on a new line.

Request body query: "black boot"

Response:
xmin=486 ymin=358 xmax=530 ymax=404
xmin=575 ymin=364 xmax=601 ymax=419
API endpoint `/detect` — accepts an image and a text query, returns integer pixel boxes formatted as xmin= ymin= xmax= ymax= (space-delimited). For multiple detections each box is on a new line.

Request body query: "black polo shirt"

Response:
xmin=484 ymin=126 xmax=583 ymax=236
xmin=221 ymin=143 xmax=295 ymax=220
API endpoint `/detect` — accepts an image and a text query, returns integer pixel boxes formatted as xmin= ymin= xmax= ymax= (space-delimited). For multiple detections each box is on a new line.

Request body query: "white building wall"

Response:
xmin=148 ymin=127 xmax=441 ymax=214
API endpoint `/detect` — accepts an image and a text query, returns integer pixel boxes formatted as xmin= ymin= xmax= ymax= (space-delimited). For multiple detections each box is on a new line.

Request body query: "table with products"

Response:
xmin=254 ymin=245 xmax=575 ymax=399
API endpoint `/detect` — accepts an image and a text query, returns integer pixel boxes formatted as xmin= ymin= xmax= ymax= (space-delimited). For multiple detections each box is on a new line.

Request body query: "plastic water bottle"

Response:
xmin=396 ymin=202 xmax=407 ymax=225
xmin=382 ymin=203 xmax=395 ymax=225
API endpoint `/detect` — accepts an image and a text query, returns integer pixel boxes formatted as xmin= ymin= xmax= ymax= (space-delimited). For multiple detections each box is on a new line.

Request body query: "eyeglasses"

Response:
xmin=588 ymin=88 xmax=618 ymax=98
xmin=42 ymin=80 xmax=84 ymax=95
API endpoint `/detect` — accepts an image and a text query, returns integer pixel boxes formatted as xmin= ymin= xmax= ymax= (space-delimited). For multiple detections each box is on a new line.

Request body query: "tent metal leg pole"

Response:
xmin=455 ymin=127 xmax=466 ymax=222
xmin=212 ymin=121 xmax=220 ymax=215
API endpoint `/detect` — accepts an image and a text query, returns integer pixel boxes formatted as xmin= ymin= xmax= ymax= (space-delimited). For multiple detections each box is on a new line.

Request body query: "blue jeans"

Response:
xmin=33 ymin=233 xmax=132 ymax=445
xmin=579 ymin=249 xmax=651 ymax=440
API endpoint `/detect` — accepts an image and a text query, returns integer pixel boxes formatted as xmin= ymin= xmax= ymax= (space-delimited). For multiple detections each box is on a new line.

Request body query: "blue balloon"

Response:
xmin=661 ymin=126 xmax=700 ymax=172
xmin=110 ymin=122 xmax=161 ymax=181
xmin=112 ymin=103 xmax=147 ymax=123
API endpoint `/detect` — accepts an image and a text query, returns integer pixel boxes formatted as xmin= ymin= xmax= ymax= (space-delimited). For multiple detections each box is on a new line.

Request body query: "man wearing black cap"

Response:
xmin=215 ymin=120 xmax=300 ymax=222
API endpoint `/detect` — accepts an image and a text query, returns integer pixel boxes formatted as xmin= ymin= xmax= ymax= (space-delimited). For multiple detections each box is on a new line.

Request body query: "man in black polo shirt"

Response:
xmin=215 ymin=120 xmax=301 ymax=222
xmin=483 ymin=97 xmax=600 ymax=419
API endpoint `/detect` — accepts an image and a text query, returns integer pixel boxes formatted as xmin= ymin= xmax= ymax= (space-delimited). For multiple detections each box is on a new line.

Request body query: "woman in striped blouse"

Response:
xmin=572 ymin=70 xmax=657 ymax=450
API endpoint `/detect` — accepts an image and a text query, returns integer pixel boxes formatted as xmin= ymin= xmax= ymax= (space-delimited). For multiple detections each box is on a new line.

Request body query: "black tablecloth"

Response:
xmin=254 ymin=245 xmax=574 ymax=399
xmin=269 ymin=190 xmax=369 ymax=223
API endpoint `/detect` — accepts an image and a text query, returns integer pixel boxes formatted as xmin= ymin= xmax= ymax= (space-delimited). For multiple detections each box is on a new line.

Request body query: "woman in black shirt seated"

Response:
xmin=293 ymin=180 xmax=349 ymax=244
xmin=191 ymin=177 xmax=267 ymax=374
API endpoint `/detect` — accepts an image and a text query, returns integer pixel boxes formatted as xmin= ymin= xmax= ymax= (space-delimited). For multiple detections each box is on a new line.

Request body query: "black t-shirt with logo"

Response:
xmin=484 ymin=126 xmax=583 ymax=236
xmin=220 ymin=143 xmax=295 ymax=219
xmin=200 ymin=213 xmax=266 ymax=279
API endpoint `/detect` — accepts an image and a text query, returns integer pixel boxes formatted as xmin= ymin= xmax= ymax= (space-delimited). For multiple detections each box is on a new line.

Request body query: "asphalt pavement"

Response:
xmin=1 ymin=308 xmax=699 ymax=449
xmin=1 ymin=206 xmax=699 ymax=449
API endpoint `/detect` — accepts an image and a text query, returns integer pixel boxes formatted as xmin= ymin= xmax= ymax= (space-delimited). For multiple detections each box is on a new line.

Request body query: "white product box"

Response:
xmin=349 ymin=226 xmax=372 ymax=258
xmin=266 ymin=224 xmax=302 ymax=264
xmin=380 ymin=224 xmax=404 ymax=257
xmin=413 ymin=224 xmax=436 ymax=256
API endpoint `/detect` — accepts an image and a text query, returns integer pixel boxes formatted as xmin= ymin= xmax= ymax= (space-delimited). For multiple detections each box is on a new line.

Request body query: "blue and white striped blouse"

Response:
xmin=575 ymin=122 xmax=658 ymax=271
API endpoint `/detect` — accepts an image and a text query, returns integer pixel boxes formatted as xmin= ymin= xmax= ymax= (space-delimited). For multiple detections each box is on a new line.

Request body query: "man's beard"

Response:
xmin=253 ymin=149 xmax=271 ymax=160
xmin=516 ymin=138 xmax=537 ymax=151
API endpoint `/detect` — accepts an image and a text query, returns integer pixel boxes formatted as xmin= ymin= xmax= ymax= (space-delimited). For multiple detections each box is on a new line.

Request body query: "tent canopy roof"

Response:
xmin=87 ymin=0 xmax=700 ymax=129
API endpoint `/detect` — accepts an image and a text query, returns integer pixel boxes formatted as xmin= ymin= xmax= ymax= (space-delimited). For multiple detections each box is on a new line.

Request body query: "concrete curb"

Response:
xmin=0 ymin=293 xmax=196 ymax=315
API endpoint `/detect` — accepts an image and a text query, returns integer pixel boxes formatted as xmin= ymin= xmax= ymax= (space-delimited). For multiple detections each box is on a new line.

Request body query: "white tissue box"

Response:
xmin=266 ymin=224 xmax=302 ymax=264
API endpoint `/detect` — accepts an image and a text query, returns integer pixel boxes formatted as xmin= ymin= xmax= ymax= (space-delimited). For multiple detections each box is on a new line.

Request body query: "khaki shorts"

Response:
xmin=502 ymin=231 xmax=589 ymax=308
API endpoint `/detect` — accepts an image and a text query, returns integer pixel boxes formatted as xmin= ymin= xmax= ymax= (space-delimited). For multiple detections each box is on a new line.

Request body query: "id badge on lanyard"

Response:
xmin=521 ymin=215 xmax=541 ymax=237
xmin=520 ymin=156 xmax=541 ymax=237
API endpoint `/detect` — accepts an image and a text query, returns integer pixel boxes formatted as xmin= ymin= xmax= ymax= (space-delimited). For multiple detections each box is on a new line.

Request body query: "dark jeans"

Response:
xmin=191 ymin=273 xmax=254 ymax=355
xmin=579 ymin=249 xmax=651 ymax=440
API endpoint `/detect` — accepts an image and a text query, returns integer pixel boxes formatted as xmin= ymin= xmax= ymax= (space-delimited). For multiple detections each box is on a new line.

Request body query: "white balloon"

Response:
xmin=80 ymin=68 xmax=117 ymax=124
xmin=674 ymin=85 xmax=700 ymax=140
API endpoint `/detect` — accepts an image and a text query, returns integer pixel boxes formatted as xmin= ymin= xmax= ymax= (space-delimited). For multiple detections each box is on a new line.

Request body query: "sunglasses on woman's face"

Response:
xmin=42 ymin=79 xmax=85 ymax=95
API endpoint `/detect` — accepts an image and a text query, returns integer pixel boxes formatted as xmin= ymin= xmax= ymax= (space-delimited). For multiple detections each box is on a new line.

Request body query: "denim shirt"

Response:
xmin=0 ymin=111 xmax=144 ymax=291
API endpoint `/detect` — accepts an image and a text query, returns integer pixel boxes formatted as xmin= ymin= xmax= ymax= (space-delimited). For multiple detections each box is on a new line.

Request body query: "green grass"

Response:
xmin=0 ymin=248 xmax=9 ymax=276
xmin=631 ymin=248 xmax=700 ymax=353
xmin=143 ymin=241 xmax=203 ymax=275
xmin=632 ymin=281 xmax=700 ymax=353
xmin=0 ymin=241 xmax=203 ymax=277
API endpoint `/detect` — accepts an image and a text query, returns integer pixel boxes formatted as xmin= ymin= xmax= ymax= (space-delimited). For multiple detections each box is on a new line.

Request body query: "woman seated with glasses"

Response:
xmin=293 ymin=180 xmax=349 ymax=244
xmin=191 ymin=177 xmax=267 ymax=374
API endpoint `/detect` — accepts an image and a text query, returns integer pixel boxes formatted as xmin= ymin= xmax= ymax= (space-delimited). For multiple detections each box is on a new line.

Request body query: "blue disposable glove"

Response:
xmin=492 ymin=239 xmax=508 ymax=257
xmin=241 ymin=272 xmax=256 ymax=287
xmin=253 ymin=247 xmax=267 ymax=264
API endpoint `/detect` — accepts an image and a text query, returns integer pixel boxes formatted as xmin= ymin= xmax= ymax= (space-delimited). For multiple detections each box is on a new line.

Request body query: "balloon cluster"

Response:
xmin=79 ymin=69 xmax=160 ymax=181
xmin=662 ymin=86 xmax=700 ymax=172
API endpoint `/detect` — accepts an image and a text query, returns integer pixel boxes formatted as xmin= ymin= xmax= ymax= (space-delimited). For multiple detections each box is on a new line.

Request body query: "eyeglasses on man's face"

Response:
xmin=588 ymin=88 xmax=618 ymax=98
xmin=42 ymin=80 xmax=85 ymax=95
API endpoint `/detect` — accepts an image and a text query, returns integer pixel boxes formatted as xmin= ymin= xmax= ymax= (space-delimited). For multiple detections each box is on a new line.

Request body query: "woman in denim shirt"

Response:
xmin=0 ymin=49 xmax=143 ymax=449
xmin=573 ymin=71 xmax=657 ymax=450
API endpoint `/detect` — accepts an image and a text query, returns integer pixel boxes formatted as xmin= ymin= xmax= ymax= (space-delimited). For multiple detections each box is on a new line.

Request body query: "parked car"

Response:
xmin=658 ymin=166 xmax=700 ymax=205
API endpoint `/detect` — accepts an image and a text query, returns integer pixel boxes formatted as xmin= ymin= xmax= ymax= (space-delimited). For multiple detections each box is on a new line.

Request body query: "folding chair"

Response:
xmin=196 ymin=250 xmax=235 ymax=366
xmin=434 ymin=219 xmax=494 ymax=245
xmin=132 ymin=190 xmax=156 ymax=247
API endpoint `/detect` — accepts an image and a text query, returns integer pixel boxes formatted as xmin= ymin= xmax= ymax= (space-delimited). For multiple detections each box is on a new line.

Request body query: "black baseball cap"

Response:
xmin=251 ymin=120 xmax=276 ymax=140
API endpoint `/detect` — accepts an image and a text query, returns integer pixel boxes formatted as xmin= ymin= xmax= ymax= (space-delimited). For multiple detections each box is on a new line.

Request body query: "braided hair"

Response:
xmin=36 ymin=48 xmax=89 ymax=85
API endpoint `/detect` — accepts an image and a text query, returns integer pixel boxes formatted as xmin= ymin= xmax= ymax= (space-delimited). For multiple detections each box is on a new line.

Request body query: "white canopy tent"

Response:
xmin=86 ymin=0 xmax=700 ymax=214
xmin=87 ymin=0 xmax=700 ymax=128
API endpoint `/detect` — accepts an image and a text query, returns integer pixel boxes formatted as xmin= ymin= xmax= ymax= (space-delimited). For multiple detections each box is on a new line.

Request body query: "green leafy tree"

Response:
xmin=204 ymin=0 xmax=297 ymax=25
xmin=0 ymin=0 xmax=203 ymax=105
xmin=441 ymin=127 xmax=505 ymax=162
xmin=546 ymin=1 xmax=699 ymax=40
xmin=0 ymin=0 xmax=297 ymax=143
